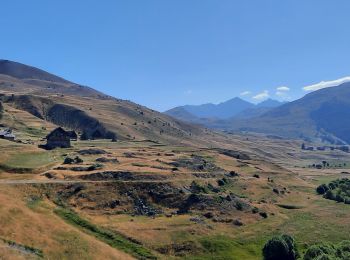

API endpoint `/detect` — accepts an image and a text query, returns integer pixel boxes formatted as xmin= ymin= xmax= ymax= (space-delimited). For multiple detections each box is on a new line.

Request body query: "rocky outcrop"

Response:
xmin=1 ymin=94 xmax=116 ymax=140
xmin=46 ymin=103 xmax=115 ymax=139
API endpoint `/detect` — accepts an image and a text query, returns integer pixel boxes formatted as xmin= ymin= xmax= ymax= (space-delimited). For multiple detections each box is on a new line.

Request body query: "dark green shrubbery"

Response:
xmin=303 ymin=243 xmax=336 ymax=260
xmin=316 ymin=184 xmax=329 ymax=195
xmin=190 ymin=181 xmax=209 ymax=194
xmin=263 ymin=235 xmax=350 ymax=260
xmin=304 ymin=241 xmax=350 ymax=260
xmin=64 ymin=156 xmax=84 ymax=164
xmin=217 ymin=177 xmax=228 ymax=186
xmin=316 ymin=178 xmax=350 ymax=204
xmin=63 ymin=157 xmax=75 ymax=164
xmin=262 ymin=234 xmax=299 ymax=260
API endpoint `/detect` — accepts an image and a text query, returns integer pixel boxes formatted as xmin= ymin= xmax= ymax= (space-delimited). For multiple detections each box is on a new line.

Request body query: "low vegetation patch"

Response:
xmin=304 ymin=240 xmax=350 ymax=260
xmin=316 ymin=178 xmax=350 ymax=204
xmin=0 ymin=151 xmax=54 ymax=173
xmin=262 ymin=234 xmax=350 ymax=259
xmin=262 ymin=234 xmax=299 ymax=260
xmin=54 ymin=207 xmax=156 ymax=259
xmin=0 ymin=237 xmax=43 ymax=258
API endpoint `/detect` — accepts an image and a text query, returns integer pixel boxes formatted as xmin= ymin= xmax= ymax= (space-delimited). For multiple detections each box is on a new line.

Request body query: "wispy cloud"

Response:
xmin=276 ymin=86 xmax=290 ymax=92
xmin=303 ymin=76 xmax=350 ymax=92
xmin=253 ymin=90 xmax=269 ymax=101
xmin=275 ymin=86 xmax=290 ymax=100
xmin=240 ymin=91 xmax=251 ymax=96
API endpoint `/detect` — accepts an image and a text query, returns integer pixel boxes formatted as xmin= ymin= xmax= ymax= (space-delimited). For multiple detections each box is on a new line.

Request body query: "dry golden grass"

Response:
xmin=0 ymin=185 xmax=134 ymax=259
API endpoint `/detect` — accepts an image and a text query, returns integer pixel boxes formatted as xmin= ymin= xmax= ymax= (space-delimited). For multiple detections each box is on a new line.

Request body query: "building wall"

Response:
xmin=47 ymin=139 xmax=71 ymax=149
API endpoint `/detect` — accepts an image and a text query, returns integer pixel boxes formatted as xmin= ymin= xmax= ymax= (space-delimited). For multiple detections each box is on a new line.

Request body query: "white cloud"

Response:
xmin=253 ymin=90 xmax=269 ymax=101
xmin=240 ymin=91 xmax=251 ymax=96
xmin=276 ymin=86 xmax=290 ymax=92
xmin=303 ymin=76 xmax=350 ymax=92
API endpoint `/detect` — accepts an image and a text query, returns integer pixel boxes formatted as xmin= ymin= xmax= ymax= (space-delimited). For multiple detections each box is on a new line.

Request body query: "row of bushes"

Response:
xmin=263 ymin=234 xmax=350 ymax=259
xmin=316 ymin=178 xmax=350 ymax=204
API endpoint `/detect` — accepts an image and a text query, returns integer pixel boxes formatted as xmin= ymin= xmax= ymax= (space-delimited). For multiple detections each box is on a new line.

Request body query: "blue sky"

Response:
xmin=1 ymin=1 xmax=350 ymax=111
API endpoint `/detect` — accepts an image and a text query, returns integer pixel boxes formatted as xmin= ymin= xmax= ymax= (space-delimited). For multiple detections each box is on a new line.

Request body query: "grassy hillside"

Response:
xmin=0 ymin=60 xmax=215 ymax=145
xmin=2 ymin=60 xmax=350 ymax=259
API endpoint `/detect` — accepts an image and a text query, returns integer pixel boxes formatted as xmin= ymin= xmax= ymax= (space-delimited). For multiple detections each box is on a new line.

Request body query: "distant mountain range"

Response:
xmin=226 ymin=82 xmax=350 ymax=144
xmin=165 ymin=98 xmax=286 ymax=121
xmin=166 ymin=82 xmax=350 ymax=145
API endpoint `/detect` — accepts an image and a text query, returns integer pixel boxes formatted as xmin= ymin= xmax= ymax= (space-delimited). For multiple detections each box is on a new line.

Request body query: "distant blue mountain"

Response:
xmin=165 ymin=97 xmax=285 ymax=121
xmin=256 ymin=98 xmax=287 ymax=108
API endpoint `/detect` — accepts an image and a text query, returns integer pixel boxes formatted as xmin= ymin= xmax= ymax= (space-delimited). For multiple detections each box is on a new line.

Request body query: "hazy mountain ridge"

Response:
xmin=165 ymin=83 xmax=350 ymax=144
xmin=165 ymin=98 xmax=285 ymax=122
xmin=227 ymin=83 xmax=350 ymax=144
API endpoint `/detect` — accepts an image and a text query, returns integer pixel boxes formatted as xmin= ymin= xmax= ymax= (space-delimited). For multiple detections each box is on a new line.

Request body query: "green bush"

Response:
xmin=317 ymin=179 xmax=350 ymax=205
xmin=262 ymin=234 xmax=299 ymax=260
xmin=323 ymin=190 xmax=335 ymax=200
xmin=74 ymin=156 xmax=84 ymax=163
xmin=63 ymin=157 xmax=75 ymax=164
xmin=303 ymin=243 xmax=336 ymax=260
xmin=303 ymin=240 xmax=350 ymax=259
xmin=190 ymin=181 xmax=208 ymax=194
xmin=316 ymin=184 xmax=329 ymax=195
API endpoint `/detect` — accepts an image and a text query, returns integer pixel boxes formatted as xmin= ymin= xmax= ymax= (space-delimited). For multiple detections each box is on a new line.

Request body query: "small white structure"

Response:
xmin=0 ymin=128 xmax=15 ymax=141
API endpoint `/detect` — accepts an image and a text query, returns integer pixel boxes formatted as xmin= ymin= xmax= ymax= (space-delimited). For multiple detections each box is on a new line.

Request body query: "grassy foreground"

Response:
xmin=54 ymin=207 xmax=156 ymax=259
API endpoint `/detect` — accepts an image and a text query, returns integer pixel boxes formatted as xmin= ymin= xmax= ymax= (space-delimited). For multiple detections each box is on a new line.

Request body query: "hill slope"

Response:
xmin=0 ymin=60 xmax=210 ymax=145
xmin=227 ymin=83 xmax=350 ymax=144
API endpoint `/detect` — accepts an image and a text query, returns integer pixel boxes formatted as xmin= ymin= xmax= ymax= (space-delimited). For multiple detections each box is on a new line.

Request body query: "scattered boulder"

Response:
xmin=78 ymin=149 xmax=108 ymax=155
xmin=259 ymin=211 xmax=268 ymax=218
xmin=233 ymin=219 xmax=244 ymax=226
xmin=215 ymin=148 xmax=250 ymax=160
xmin=203 ymin=212 xmax=214 ymax=219
xmin=95 ymin=157 xmax=119 ymax=163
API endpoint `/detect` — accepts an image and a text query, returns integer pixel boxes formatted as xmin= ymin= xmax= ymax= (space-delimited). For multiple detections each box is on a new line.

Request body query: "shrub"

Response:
xmin=217 ymin=178 xmax=228 ymax=186
xmin=317 ymin=179 xmax=350 ymax=205
xmin=316 ymin=184 xmax=329 ymax=195
xmin=273 ymin=188 xmax=280 ymax=194
xmin=303 ymin=243 xmax=336 ymax=260
xmin=63 ymin=157 xmax=74 ymax=164
xmin=229 ymin=171 xmax=239 ymax=177
xmin=190 ymin=181 xmax=208 ymax=194
xmin=235 ymin=201 xmax=243 ymax=211
xmin=323 ymin=190 xmax=335 ymax=200
xmin=259 ymin=212 xmax=268 ymax=218
xmin=74 ymin=156 xmax=84 ymax=163
xmin=262 ymin=234 xmax=299 ymax=260
xmin=87 ymin=163 xmax=103 ymax=171
xmin=252 ymin=207 xmax=259 ymax=214
xmin=335 ymin=193 xmax=345 ymax=203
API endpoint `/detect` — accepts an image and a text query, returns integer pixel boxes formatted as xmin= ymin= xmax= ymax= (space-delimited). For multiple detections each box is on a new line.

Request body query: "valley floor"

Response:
xmin=0 ymin=137 xmax=350 ymax=259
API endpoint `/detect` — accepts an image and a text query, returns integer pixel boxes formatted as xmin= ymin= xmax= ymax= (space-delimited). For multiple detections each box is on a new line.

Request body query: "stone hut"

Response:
xmin=46 ymin=127 xmax=71 ymax=149
xmin=67 ymin=130 xmax=78 ymax=141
